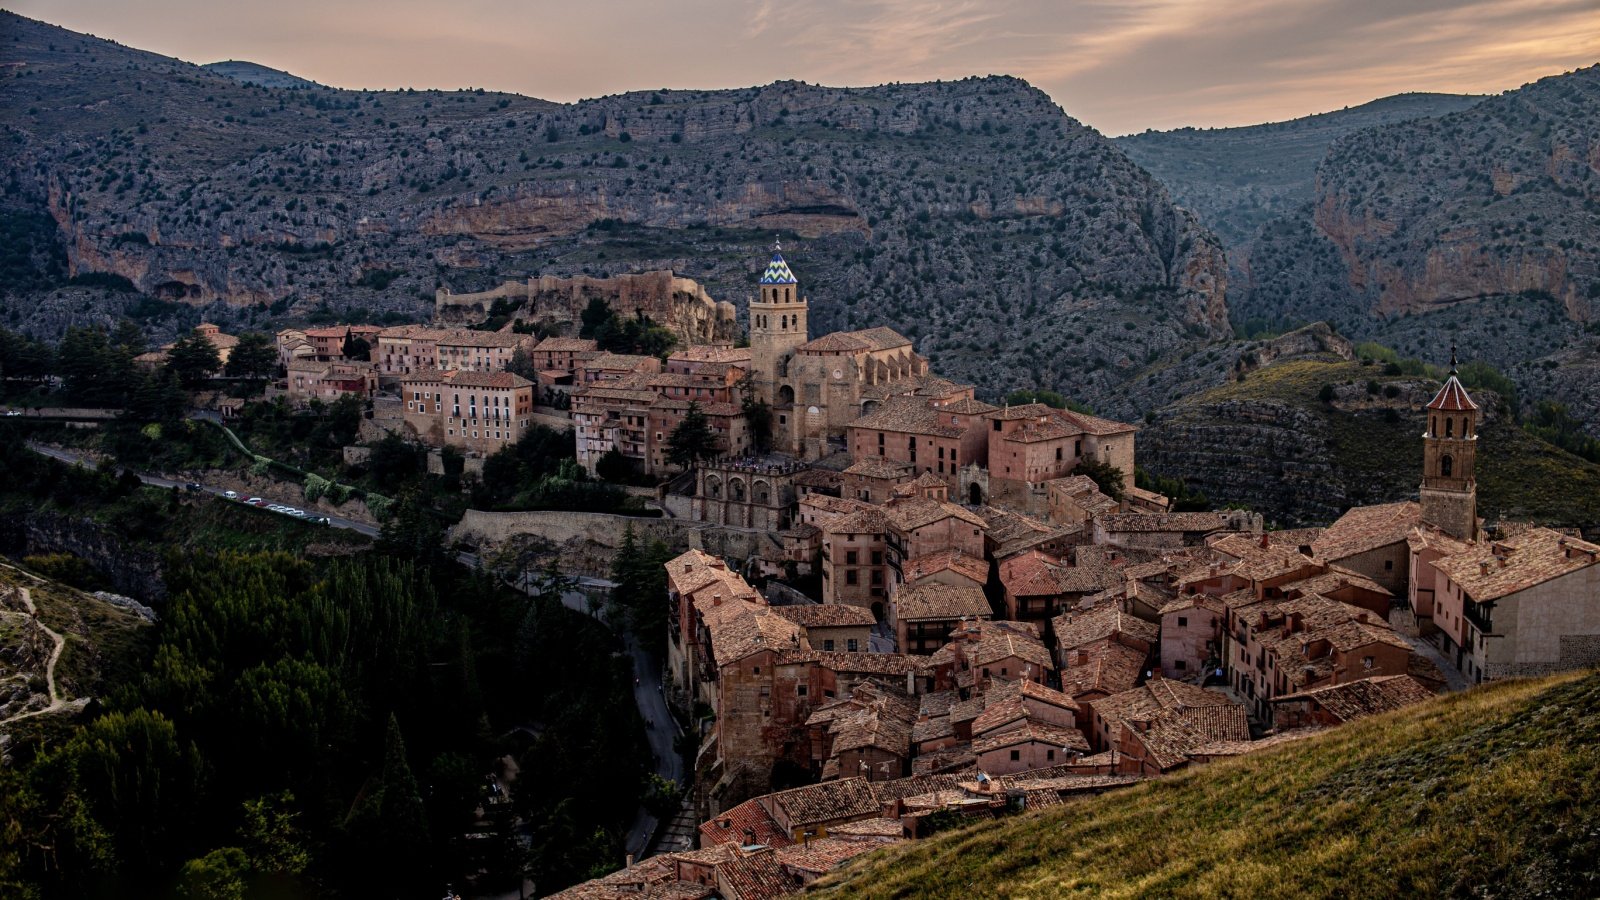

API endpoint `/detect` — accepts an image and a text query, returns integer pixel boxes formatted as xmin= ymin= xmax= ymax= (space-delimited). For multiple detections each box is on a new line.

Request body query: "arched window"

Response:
xmin=1461 ymin=416 xmax=1469 ymax=437
xmin=1441 ymin=455 xmax=1454 ymax=477
xmin=707 ymin=477 xmax=721 ymax=499
xmin=781 ymin=315 xmax=788 ymax=331
xmin=1445 ymin=418 xmax=1454 ymax=438
xmin=731 ymin=479 xmax=745 ymax=502
xmin=1430 ymin=416 xmax=1437 ymax=436
xmin=786 ymin=287 xmax=792 ymax=302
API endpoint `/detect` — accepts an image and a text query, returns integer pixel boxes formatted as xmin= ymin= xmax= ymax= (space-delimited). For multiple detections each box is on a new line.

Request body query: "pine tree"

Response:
xmin=166 ymin=329 xmax=221 ymax=388
xmin=225 ymin=332 xmax=277 ymax=380
xmin=667 ymin=402 xmax=720 ymax=469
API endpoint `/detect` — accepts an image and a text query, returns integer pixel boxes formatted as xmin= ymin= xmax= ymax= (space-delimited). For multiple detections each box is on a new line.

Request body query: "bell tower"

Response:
xmin=1420 ymin=347 xmax=1479 ymax=541
xmin=748 ymin=240 xmax=808 ymax=407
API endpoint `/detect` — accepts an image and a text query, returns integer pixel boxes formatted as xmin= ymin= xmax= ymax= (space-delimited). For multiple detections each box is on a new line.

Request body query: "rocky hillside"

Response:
xmin=1137 ymin=353 xmax=1600 ymax=530
xmin=1229 ymin=65 xmax=1600 ymax=433
xmin=199 ymin=60 xmax=321 ymax=89
xmin=1116 ymin=92 xmax=1481 ymax=253
xmin=0 ymin=11 xmax=1226 ymax=408
xmin=815 ymin=670 xmax=1600 ymax=898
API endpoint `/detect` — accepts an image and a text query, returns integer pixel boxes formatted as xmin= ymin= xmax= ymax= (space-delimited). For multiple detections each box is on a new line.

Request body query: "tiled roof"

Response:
xmin=1097 ymin=512 xmax=1239 ymax=534
xmin=1052 ymin=605 xmax=1159 ymax=651
xmin=1210 ymin=533 xmax=1321 ymax=583
xmin=534 ymin=336 xmax=599 ymax=352
xmin=936 ymin=397 xmax=999 ymax=415
xmin=1427 ymin=375 xmax=1478 ymax=411
xmin=1129 ymin=703 xmax=1251 ymax=771
xmin=902 ymin=550 xmax=989 ymax=586
xmin=699 ymin=598 xmax=805 ymax=667
xmin=763 ymin=777 xmax=879 ymax=829
xmin=670 ymin=345 xmax=752 ymax=364
xmin=866 ymin=772 xmax=967 ymax=806
xmin=699 ymin=798 xmax=794 ymax=849
xmin=442 ymin=370 xmax=533 ymax=389
xmin=849 ymin=395 xmax=966 ymax=437
xmin=759 ymin=252 xmax=798 ymax=285
xmin=1059 ymin=641 xmax=1147 ymax=699
xmin=791 ymin=467 xmax=844 ymax=488
xmin=848 ymin=326 xmax=914 ymax=352
xmin=437 ymin=329 xmax=529 ymax=348
xmin=1088 ymin=677 xmax=1234 ymax=738
xmin=585 ymin=351 xmax=659 ymax=370
xmin=825 ymin=817 xmax=905 ymax=839
xmin=884 ymin=495 xmax=987 ymax=531
xmin=983 ymin=403 xmax=1054 ymax=421
xmin=1431 ymin=527 xmax=1600 ymax=603
xmin=775 ymin=838 xmax=889 ymax=876
xmin=1271 ymin=674 xmax=1435 ymax=723
xmin=771 ymin=603 xmax=877 ymax=628
xmin=929 ymin=620 xmax=1054 ymax=671
xmin=799 ymin=332 xmax=871 ymax=353
xmin=972 ymin=720 xmax=1088 ymax=755
xmin=842 ymin=457 xmax=915 ymax=479
xmin=1314 ymin=501 xmax=1422 ymax=561
xmin=775 ymin=649 xmax=929 ymax=676
xmin=716 ymin=848 xmax=800 ymax=900
xmin=894 ymin=583 xmax=993 ymax=622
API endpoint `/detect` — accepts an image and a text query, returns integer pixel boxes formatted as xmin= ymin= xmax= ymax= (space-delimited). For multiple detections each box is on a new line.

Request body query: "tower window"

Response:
xmin=1445 ymin=418 xmax=1453 ymax=437
xmin=781 ymin=315 xmax=788 ymax=331
xmin=1441 ymin=454 xmax=1454 ymax=477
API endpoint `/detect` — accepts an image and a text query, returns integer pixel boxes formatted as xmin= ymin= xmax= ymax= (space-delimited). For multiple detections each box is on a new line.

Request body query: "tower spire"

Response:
xmin=1449 ymin=343 xmax=1458 ymax=376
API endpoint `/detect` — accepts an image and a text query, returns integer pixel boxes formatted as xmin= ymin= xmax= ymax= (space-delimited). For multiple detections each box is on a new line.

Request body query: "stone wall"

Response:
xmin=449 ymin=508 xmax=779 ymax=578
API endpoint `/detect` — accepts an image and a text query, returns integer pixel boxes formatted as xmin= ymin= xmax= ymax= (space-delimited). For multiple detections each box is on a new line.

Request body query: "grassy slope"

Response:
xmin=1157 ymin=357 xmax=1600 ymax=528
xmin=814 ymin=671 xmax=1600 ymax=898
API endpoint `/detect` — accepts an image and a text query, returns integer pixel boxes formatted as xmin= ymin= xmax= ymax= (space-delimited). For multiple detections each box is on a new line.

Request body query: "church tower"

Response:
xmin=1420 ymin=348 xmax=1479 ymax=541
xmin=748 ymin=241 xmax=808 ymax=408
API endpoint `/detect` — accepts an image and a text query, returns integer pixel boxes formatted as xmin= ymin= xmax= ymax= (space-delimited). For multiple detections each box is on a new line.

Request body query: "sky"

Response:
xmin=9 ymin=0 xmax=1599 ymax=135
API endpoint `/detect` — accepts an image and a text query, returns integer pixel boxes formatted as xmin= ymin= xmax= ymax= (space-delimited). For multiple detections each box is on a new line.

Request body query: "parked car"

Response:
xmin=223 ymin=490 xmax=238 ymax=500
xmin=313 ymin=516 xmax=332 ymax=526
xmin=246 ymin=497 xmax=264 ymax=506
xmin=184 ymin=482 xmax=202 ymax=492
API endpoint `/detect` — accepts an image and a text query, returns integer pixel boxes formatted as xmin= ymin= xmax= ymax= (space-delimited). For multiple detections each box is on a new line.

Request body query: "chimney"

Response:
xmin=1259 ymin=532 xmax=1270 ymax=549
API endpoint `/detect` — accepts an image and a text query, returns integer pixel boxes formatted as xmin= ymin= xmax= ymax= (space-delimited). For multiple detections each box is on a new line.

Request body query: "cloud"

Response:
xmin=8 ymin=0 xmax=1597 ymax=133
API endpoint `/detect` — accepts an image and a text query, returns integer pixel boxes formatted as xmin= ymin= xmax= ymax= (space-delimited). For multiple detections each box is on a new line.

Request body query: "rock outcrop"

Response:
xmin=435 ymin=270 xmax=738 ymax=343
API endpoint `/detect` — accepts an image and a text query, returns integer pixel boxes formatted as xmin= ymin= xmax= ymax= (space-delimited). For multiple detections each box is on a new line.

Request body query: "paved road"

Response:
xmin=28 ymin=441 xmax=682 ymax=859
xmin=25 ymin=442 xmax=381 ymax=538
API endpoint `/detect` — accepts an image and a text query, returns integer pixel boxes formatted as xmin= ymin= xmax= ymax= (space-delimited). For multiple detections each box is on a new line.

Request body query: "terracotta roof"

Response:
xmin=699 ymin=798 xmax=794 ymax=849
xmin=776 ymin=649 xmax=929 ymax=677
xmin=936 ymin=397 xmax=999 ymax=415
xmin=1271 ymin=674 xmax=1435 ymax=723
xmin=1052 ymin=605 xmax=1159 ymax=652
xmin=866 ymin=772 xmax=967 ymax=806
xmin=847 ymin=326 xmax=914 ymax=352
xmin=699 ymin=598 xmax=805 ymax=667
xmin=883 ymin=496 xmax=987 ymax=531
xmin=799 ymin=332 xmax=872 ymax=353
xmin=533 ymin=336 xmax=599 ymax=352
xmin=1427 ymin=375 xmax=1478 ymax=411
xmin=442 ymin=370 xmax=533 ymax=389
xmin=716 ymin=848 xmax=800 ymax=900
xmin=1097 ymin=512 xmax=1240 ymax=534
xmin=437 ymin=329 xmax=529 ymax=348
xmin=894 ymin=583 xmax=993 ymax=622
xmin=1431 ymin=527 xmax=1600 ymax=603
xmin=670 ymin=345 xmax=752 ymax=363
xmin=825 ymin=817 xmax=905 ymax=839
xmin=928 ymin=620 xmax=1054 ymax=671
xmin=1059 ymin=641 xmax=1147 ymax=699
xmin=762 ymin=777 xmax=879 ymax=829
xmin=849 ymin=395 xmax=966 ymax=438
xmin=972 ymin=720 xmax=1089 ymax=755
xmin=775 ymin=838 xmax=890 ymax=876
xmin=1314 ymin=501 xmax=1423 ymax=561
xmin=771 ymin=604 xmax=877 ymax=628
xmin=1088 ymin=677 xmax=1235 ymax=738
xmin=902 ymin=550 xmax=989 ymax=586
xmin=1128 ymin=702 xmax=1251 ymax=770
xmin=842 ymin=457 xmax=915 ymax=480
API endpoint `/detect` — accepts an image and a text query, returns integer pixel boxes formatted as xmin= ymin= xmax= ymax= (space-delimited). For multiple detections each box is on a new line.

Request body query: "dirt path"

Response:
xmin=0 ymin=584 xmax=70 ymax=725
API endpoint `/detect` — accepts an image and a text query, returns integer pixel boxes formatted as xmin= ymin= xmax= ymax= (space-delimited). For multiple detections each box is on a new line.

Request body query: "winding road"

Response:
xmin=0 ymin=580 xmax=70 ymax=726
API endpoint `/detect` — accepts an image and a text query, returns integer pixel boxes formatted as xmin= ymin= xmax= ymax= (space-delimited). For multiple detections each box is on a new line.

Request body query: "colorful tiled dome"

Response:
xmin=759 ymin=252 xmax=798 ymax=285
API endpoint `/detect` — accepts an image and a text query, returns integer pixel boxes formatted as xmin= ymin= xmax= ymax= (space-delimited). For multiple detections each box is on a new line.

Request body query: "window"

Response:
xmin=1074 ymin=439 xmax=1081 ymax=456
xmin=846 ymin=570 xmax=858 ymax=585
xmin=1176 ymin=660 xmax=1187 ymax=671
xmin=1385 ymin=560 xmax=1394 ymax=571
xmin=823 ymin=639 xmax=835 ymax=651
xmin=1047 ymin=749 xmax=1055 ymax=761
xmin=847 ymin=550 xmax=859 ymax=565
xmin=752 ymin=667 xmax=760 ymax=675
xmin=1445 ymin=418 xmax=1454 ymax=437
xmin=1362 ymin=656 xmax=1374 ymax=670
xmin=1010 ymin=750 xmax=1020 ymax=761
xmin=797 ymin=685 xmax=807 ymax=696
xmin=847 ymin=639 xmax=859 ymax=652
xmin=1178 ymin=616 xmax=1188 ymax=627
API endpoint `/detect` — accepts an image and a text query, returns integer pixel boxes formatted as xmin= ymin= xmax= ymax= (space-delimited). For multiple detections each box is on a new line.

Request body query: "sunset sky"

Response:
xmin=9 ymin=0 xmax=1598 ymax=135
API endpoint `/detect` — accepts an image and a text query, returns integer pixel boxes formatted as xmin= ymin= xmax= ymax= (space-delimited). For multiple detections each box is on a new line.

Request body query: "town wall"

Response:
xmin=448 ymin=508 xmax=777 ymax=577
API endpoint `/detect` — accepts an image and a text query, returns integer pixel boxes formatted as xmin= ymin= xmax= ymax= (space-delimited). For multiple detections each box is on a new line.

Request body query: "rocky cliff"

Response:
xmin=435 ymin=270 xmax=739 ymax=343
xmin=0 ymin=11 xmax=1226 ymax=411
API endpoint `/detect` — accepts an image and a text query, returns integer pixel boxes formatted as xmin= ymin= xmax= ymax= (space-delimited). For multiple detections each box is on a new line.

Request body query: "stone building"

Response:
xmin=984 ymin=403 xmax=1137 ymax=505
xmin=1419 ymin=353 xmax=1480 ymax=542
xmin=284 ymin=358 xmax=378 ymax=404
xmin=695 ymin=456 xmax=812 ymax=531
xmin=746 ymin=246 xmax=931 ymax=458
xmin=399 ymin=368 xmax=535 ymax=454
xmin=529 ymin=336 xmax=598 ymax=377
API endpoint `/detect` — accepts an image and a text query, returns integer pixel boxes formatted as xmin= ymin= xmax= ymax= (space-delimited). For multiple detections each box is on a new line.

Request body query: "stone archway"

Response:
xmin=968 ymin=482 xmax=984 ymax=506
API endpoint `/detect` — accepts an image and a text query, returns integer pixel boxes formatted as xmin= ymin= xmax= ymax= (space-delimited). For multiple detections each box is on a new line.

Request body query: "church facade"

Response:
xmin=747 ymin=247 xmax=930 ymax=458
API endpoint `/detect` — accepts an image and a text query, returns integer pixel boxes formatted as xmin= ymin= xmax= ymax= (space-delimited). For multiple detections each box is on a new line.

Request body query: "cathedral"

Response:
xmin=748 ymin=245 xmax=931 ymax=458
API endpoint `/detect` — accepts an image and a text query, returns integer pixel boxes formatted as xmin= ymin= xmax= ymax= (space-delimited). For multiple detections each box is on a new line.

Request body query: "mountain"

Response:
xmin=1228 ymin=66 xmax=1600 ymax=434
xmin=814 ymin=670 xmax=1600 ymax=898
xmin=1116 ymin=92 xmax=1482 ymax=253
xmin=1136 ymin=348 xmax=1600 ymax=529
xmin=200 ymin=59 xmax=320 ymax=89
xmin=0 ymin=11 xmax=1227 ymax=411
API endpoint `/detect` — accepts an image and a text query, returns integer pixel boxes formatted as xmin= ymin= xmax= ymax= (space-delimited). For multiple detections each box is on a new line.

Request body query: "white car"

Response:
xmin=268 ymin=505 xmax=287 ymax=513
xmin=223 ymin=490 xmax=238 ymax=500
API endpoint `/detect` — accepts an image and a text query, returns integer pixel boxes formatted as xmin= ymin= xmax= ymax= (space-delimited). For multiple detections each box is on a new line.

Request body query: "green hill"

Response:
xmin=813 ymin=670 xmax=1600 ymax=898
xmin=1138 ymin=355 xmax=1600 ymax=530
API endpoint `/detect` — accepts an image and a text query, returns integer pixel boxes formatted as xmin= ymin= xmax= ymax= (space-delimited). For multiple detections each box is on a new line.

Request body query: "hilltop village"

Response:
xmin=140 ymin=250 xmax=1599 ymax=900
xmin=496 ymin=253 xmax=1592 ymax=899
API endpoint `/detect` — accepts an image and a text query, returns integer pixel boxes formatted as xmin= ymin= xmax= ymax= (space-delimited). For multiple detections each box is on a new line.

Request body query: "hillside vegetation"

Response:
xmin=814 ymin=670 xmax=1600 ymax=899
xmin=1138 ymin=355 xmax=1600 ymax=529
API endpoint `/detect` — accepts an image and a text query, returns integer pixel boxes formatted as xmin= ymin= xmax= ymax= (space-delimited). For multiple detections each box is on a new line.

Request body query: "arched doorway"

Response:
xmin=778 ymin=384 xmax=795 ymax=406
xmin=870 ymin=601 xmax=885 ymax=623
xmin=968 ymin=482 xmax=983 ymax=505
